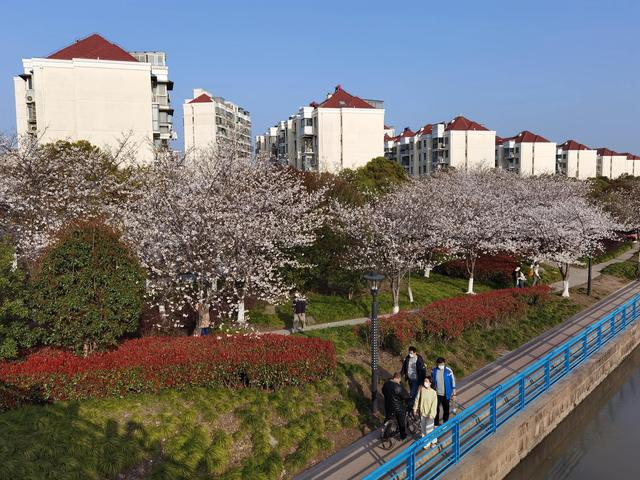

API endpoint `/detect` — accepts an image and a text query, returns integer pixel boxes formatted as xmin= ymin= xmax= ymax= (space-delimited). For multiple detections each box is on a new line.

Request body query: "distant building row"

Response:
xmin=257 ymin=85 xmax=638 ymax=179
xmin=14 ymin=34 xmax=250 ymax=162
xmin=385 ymin=120 xmax=640 ymax=180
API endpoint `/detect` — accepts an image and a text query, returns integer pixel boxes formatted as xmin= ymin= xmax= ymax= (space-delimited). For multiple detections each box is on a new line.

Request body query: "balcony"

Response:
xmin=432 ymin=139 xmax=446 ymax=150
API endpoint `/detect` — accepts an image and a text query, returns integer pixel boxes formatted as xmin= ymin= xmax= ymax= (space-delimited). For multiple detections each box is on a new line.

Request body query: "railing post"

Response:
xmin=597 ymin=324 xmax=602 ymax=350
xmin=564 ymin=347 xmax=571 ymax=373
xmin=611 ymin=314 xmax=616 ymax=337
xmin=544 ymin=360 xmax=550 ymax=389
xmin=407 ymin=450 xmax=416 ymax=480
xmin=582 ymin=332 xmax=588 ymax=360
xmin=519 ymin=376 xmax=526 ymax=409
xmin=633 ymin=298 xmax=637 ymax=321
xmin=490 ymin=391 xmax=497 ymax=433
xmin=622 ymin=307 xmax=627 ymax=328
xmin=453 ymin=422 xmax=460 ymax=464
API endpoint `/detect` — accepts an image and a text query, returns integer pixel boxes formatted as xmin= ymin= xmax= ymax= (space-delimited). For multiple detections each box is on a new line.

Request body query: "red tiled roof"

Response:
xmin=559 ymin=139 xmax=591 ymax=151
xmin=399 ymin=127 xmax=416 ymax=138
xmin=384 ymin=124 xmax=392 ymax=129
xmin=496 ymin=136 xmax=505 ymax=145
xmin=47 ymin=34 xmax=138 ymax=62
xmin=316 ymin=85 xmax=374 ymax=109
xmin=384 ymin=134 xmax=395 ymax=142
xmin=622 ymin=152 xmax=640 ymax=160
xmin=597 ymin=147 xmax=620 ymax=156
xmin=514 ymin=130 xmax=551 ymax=143
xmin=417 ymin=124 xmax=432 ymax=136
xmin=188 ymin=93 xmax=213 ymax=104
xmin=445 ymin=116 xmax=489 ymax=132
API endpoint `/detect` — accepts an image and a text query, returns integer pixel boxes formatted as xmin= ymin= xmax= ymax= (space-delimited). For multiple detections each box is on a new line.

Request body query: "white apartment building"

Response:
xmin=556 ymin=140 xmax=598 ymax=179
xmin=596 ymin=148 xmax=628 ymax=178
xmin=13 ymin=34 xmax=175 ymax=162
xmin=183 ymin=88 xmax=251 ymax=156
xmin=495 ymin=130 xmax=556 ymax=175
xmin=623 ymin=153 xmax=640 ymax=176
xmin=255 ymin=85 xmax=384 ymax=172
xmin=384 ymin=124 xmax=432 ymax=176
xmin=431 ymin=116 xmax=496 ymax=172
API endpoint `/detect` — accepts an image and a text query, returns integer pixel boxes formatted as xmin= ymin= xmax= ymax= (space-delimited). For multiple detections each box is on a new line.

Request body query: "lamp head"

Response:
xmin=363 ymin=273 xmax=384 ymax=292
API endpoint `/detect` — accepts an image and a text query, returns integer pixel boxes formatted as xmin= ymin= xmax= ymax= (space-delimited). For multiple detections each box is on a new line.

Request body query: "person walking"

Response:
xmin=382 ymin=372 xmax=411 ymax=440
xmin=531 ymin=262 xmax=541 ymax=286
xmin=413 ymin=375 xmax=438 ymax=449
xmin=401 ymin=346 xmax=426 ymax=409
xmin=512 ymin=266 xmax=521 ymax=288
xmin=517 ymin=269 xmax=527 ymax=288
xmin=431 ymin=357 xmax=457 ymax=426
xmin=292 ymin=293 xmax=307 ymax=332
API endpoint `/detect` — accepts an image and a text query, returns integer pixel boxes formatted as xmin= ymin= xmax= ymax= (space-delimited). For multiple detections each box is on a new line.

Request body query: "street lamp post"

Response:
xmin=364 ymin=273 xmax=384 ymax=414
xmin=587 ymin=257 xmax=592 ymax=296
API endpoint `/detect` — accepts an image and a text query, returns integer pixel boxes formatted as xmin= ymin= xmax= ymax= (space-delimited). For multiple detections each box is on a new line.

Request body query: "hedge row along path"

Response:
xmin=295 ymin=278 xmax=640 ymax=480
xmin=270 ymin=247 xmax=638 ymax=336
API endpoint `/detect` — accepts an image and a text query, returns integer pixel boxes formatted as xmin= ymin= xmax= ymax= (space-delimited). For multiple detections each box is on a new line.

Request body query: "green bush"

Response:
xmin=31 ymin=221 xmax=145 ymax=355
xmin=0 ymin=241 xmax=37 ymax=360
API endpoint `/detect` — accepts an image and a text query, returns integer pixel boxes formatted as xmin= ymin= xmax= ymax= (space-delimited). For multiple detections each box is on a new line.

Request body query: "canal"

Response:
xmin=505 ymin=344 xmax=640 ymax=480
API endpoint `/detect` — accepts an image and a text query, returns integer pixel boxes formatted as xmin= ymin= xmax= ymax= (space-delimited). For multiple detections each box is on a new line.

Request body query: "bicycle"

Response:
xmin=379 ymin=408 xmax=419 ymax=450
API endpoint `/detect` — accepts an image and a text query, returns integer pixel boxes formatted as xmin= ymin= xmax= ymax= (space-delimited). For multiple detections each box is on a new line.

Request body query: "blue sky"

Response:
xmin=1 ymin=0 xmax=639 ymax=152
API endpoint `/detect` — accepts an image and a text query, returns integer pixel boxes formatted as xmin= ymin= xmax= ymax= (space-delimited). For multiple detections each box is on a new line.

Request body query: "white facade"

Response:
xmin=384 ymin=124 xmax=432 ymax=176
xmin=556 ymin=141 xmax=598 ymax=179
xmin=183 ymin=88 xmax=251 ymax=156
xmin=496 ymin=131 xmax=556 ymax=176
xmin=431 ymin=117 xmax=496 ymax=172
xmin=14 ymin=34 xmax=175 ymax=163
xmin=597 ymin=148 xmax=628 ymax=179
xmin=256 ymin=85 xmax=384 ymax=173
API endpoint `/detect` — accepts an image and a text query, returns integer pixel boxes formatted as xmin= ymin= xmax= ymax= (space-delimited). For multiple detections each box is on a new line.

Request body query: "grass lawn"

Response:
xmin=601 ymin=259 xmax=638 ymax=280
xmin=250 ymin=273 xmax=492 ymax=329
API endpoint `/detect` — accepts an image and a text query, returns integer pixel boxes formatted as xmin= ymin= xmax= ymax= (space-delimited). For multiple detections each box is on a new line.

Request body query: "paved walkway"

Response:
xmin=295 ymin=280 xmax=640 ymax=480
xmin=548 ymin=247 xmax=638 ymax=292
xmin=270 ymin=248 xmax=638 ymax=336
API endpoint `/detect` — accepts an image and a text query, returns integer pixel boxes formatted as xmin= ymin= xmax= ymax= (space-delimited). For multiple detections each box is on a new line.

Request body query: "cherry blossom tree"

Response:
xmin=517 ymin=176 xmax=620 ymax=297
xmin=601 ymin=183 xmax=640 ymax=265
xmin=425 ymin=169 xmax=524 ymax=294
xmin=0 ymin=134 xmax=137 ymax=263
xmin=122 ymin=144 xmax=326 ymax=329
xmin=334 ymin=179 xmax=449 ymax=313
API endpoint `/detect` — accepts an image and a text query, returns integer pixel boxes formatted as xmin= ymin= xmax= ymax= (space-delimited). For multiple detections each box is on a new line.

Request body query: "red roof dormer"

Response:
xmin=316 ymin=85 xmax=375 ymax=109
xmin=188 ymin=93 xmax=213 ymax=104
xmin=445 ymin=116 xmax=489 ymax=132
xmin=559 ymin=140 xmax=591 ymax=151
xmin=47 ymin=34 xmax=138 ymax=62
xmin=399 ymin=127 xmax=416 ymax=138
xmin=417 ymin=124 xmax=432 ymax=136
xmin=514 ymin=130 xmax=551 ymax=143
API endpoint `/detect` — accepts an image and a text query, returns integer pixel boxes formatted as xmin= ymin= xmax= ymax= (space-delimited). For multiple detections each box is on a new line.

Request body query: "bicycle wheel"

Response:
xmin=405 ymin=411 xmax=418 ymax=435
xmin=380 ymin=420 xmax=396 ymax=450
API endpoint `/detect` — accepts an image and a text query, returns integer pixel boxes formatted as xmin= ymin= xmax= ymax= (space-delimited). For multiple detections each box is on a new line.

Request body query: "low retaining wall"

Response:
xmin=444 ymin=315 xmax=640 ymax=480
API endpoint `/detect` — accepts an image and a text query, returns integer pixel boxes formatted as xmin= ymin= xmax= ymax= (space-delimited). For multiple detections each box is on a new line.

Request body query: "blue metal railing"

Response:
xmin=364 ymin=293 xmax=640 ymax=480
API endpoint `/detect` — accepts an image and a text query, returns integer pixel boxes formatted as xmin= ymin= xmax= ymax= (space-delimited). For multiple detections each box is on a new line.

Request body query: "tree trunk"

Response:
xmin=391 ymin=276 xmax=400 ymax=314
xmin=559 ymin=263 xmax=571 ymax=298
xmin=407 ymin=275 xmax=414 ymax=303
xmin=423 ymin=266 xmax=432 ymax=278
xmin=467 ymin=276 xmax=475 ymax=295
xmin=237 ymin=297 xmax=246 ymax=323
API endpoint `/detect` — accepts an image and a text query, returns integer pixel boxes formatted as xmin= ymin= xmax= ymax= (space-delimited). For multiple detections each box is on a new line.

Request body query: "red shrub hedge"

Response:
xmin=0 ymin=334 xmax=336 ymax=410
xmin=434 ymin=254 xmax=519 ymax=287
xmin=358 ymin=286 xmax=551 ymax=350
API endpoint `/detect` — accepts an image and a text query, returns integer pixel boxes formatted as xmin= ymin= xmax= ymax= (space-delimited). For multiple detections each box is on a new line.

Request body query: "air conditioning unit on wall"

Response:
xmin=25 ymin=89 xmax=35 ymax=103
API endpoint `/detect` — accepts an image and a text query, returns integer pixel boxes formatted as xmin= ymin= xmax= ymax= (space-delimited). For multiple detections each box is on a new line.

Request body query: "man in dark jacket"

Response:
xmin=382 ymin=372 xmax=410 ymax=440
xmin=400 ymin=346 xmax=426 ymax=409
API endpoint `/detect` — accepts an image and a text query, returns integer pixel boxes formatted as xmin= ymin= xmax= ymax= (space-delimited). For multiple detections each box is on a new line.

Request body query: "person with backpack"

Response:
xmin=400 ymin=346 xmax=427 ymax=409
xmin=431 ymin=357 xmax=457 ymax=426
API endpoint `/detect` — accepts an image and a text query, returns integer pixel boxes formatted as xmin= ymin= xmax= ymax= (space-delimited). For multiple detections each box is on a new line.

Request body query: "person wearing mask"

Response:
xmin=382 ymin=372 xmax=411 ymax=440
xmin=401 ymin=346 xmax=426 ymax=409
xmin=431 ymin=357 xmax=457 ymax=426
xmin=413 ymin=375 xmax=438 ymax=449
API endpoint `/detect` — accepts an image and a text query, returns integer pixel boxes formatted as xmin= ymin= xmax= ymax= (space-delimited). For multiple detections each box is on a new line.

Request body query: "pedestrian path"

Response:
xmin=269 ymin=248 xmax=638 ymax=336
xmin=549 ymin=247 xmax=637 ymax=292
xmin=294 ymin=280 xmax=640 ymax=480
